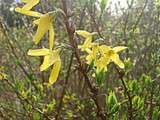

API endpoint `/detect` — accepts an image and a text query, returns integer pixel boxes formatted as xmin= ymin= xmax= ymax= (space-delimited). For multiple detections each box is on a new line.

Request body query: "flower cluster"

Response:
xmin=76 ymin=30 xmax=127 ymax=73
xmin=15 ymin=0 xmax=126 ymax=85
xmin=15 ymin=0 xmax=61 ymax=85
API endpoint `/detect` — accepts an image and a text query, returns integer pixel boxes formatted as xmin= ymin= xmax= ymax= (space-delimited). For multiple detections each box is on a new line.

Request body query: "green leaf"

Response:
xmin=110 ymin=103 xmax=120 ymax=114
xmin=33 ymin=112 xmax=41 ymax=120
xmin=47 ymin=99 xmax=56 ymax=111
xmin=157 ymin=96 xmax=160 ymax=105
xmin=95 ymin=69 xmax=106 ymax=86
xmin=132 ymin=96 xmax=144 ymax=110
xmin=107 ymin=91 xmax=118 ymax=110
xmin=152 ymin=107 xmax=160 ymax=120
xmin=15 ymin=79 xmax=24 ymax=92
xmin=140 ymin=74 xmax=151 ymax=87
xmin=131 ymin=80 xmax=138 ymax=93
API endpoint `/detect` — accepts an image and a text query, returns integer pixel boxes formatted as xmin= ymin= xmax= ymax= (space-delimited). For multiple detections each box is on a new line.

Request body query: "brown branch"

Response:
xmin=116 ymin=68 xmax=133 ymax=120
xmin=55 ymin=52 xmax=74 ymax=119
xmin=59 ymin=0 xmax=107 ymax=119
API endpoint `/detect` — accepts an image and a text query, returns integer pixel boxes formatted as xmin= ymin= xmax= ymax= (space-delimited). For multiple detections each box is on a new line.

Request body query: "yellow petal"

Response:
xmin=40 ymin=50 xmax=60 ymax=71
xmin=27 ymin=48 xmax=50 ymax=56
xmin=86 ymin=54 xmax=94 ymax=64
xmin=96 ymin=57 xmax=108 ymax=72
xmin=83 ymin=37 xmax=92 ymax=47
xmin=111 ymin=53 xmax=124 ymax=69
xmin=15 ymin=8 xmax=42 ymax=17
xmin=40 ymin=55 xmax=51 ymax=71
xmin=100 ymin=45 xmax=111 ymax=53
xmin=92 ymin=44 xmax=99 ymax=57
xmin=49 ymin=61 xmax=61 ymax=84
xmin=49 ymin=24 xmax=54 ymax=50
xmin=33 ymin=19 xmax=40 ymax=25
xmin=76 ymin=30 xmax=91 ymax=38
xmin=22 ymin=0 xmax=40 ymax=10
xmin=34 ymin=14 xmax=52 ymax=44
xmin=85 ymin=48 xmax=92 ymax=54
xmin=113 ymin=46 xmax=127 ymax=53
xmin=79 ymin=37 xmax=92 ymax=51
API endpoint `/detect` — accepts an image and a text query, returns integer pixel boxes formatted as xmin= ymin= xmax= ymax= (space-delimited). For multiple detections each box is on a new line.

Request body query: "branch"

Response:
xmin=59 ymin=0 xmax=107 ymax=119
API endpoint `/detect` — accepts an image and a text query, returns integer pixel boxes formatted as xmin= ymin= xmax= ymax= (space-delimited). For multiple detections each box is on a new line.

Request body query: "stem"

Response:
xmin=60 ymin=0 xmax=107 ymax=119
xmin=116 ymin=68 xmax=133 ymax=120
xmin=55 ymin=53 xmax=74 ymax=119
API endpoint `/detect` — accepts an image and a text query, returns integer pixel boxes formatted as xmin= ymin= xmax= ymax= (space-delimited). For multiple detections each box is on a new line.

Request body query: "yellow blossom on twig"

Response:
xmin=28 ymin=48 xmax=61 ymax=85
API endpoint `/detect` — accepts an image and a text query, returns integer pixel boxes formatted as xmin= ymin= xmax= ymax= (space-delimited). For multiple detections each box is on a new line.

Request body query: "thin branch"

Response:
xmin=60 ymin=0 xmax=107 ymax=119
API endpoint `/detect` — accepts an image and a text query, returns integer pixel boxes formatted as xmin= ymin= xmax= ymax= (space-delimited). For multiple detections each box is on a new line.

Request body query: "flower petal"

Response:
xmin=111 ymin=53 xmax=124 ymax=69
xmin=96 ymin=57 xmax=108 ymax=72
xmin=79 ymin=37 xmax=92 ymax=51
xmin=33 ymin=19 xmax=40 ymax=25
xmin=40 ymin=55 xmax=51 ymax=71
xmin=15 ymin=8 xmax=42 ymax=17
xmin=22 ymin=0 xmax=40 ymax=10
xmin=86 ymin=54 xmax=94 ymax=64
xmin=100 ymin=45 xmax=111 ymax=52
xmin=27 ymin=48 xmax=50 ymax=56
xmin=34 ymin=14 xmax=52 ymax=44
xmin=76 ymin=30 xmax=91 ymax=38
xmin=40 ymin=50 xmax=60 ymax=71
xmin=113 ymin=46 xmax=127 ymax=53
xmin=49 ymin=61 xmax=61 ymax=84
xmin=49 ymin=24 xmax=54 ymax=50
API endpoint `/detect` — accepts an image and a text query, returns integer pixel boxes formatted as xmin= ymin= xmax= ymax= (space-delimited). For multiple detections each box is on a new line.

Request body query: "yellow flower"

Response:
xmin=85 ymin=45 xmax=126 ymax=73
xmin=86 ymin=44 xmax=99 ymax=64
xmin=28 ymin=48 xmax=61 ymax=85
xmin=86 ymin=44 xmax=108 ymax=72
xmin=15 ymin=0 xmax=41 ymax=17
xmin=101 ymin=46 xmax=127 ymax=69
xmin=20 ymin=0 xmax=39 ymax=10
xmin=15 ymin=8 xmax=42 ymax=17
xmin=33 ymin=13 xmax=54 ymax=50
xmin=76 ymin=30 xmax=97 ymax=51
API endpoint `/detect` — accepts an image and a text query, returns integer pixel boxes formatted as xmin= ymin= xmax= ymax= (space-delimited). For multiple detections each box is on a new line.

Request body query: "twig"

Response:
xmin=55 ymin=52 xmax=74 ymax=119
xmin=116 ymin=68 xmax=133 ymax=120
xmin=60 ymin=0 xmax=107 ymax=119
xmin=3 ymin=78 xmax=52 ymax=120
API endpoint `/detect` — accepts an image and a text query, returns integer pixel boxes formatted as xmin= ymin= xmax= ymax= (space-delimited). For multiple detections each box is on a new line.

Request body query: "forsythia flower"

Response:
xmin=76 ymin=30 xmax=127 ymax=72
xmin=28 ymin=48 xmax=61 ymax=85
xmin=86 ymin=44 xmax=109 ymax=72
xmin=15 ymin=1 xmax=61 ymax=85
xmin=103 ymin=46 xmax=127 ymax=69
xmin=33 ymin=13 xmax=54 ymax=50
xmin=76 ymin=30 xmax=97 ymax=51
xmin=15 ymin=0 xmax=42 ymax=17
